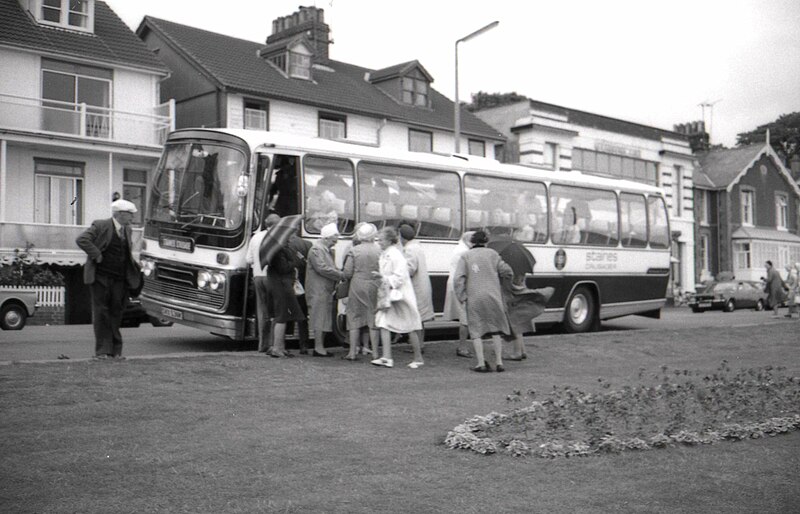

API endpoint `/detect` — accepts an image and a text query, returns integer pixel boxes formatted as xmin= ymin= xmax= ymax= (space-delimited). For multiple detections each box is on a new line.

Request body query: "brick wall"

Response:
xmin=27 ymin=305 xmax=65 ymax=326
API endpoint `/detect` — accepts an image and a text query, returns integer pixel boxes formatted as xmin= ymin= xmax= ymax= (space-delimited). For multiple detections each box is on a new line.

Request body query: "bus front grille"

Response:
xmin=142 ymin=277 xmax=226 ymax=310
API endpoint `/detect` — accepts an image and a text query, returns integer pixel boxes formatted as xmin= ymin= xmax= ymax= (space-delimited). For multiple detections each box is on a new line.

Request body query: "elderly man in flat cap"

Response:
xmin=305 ymin=222 xmax=344 ymax=356
xmin=76 ymin=199 xmax=142 ymax=360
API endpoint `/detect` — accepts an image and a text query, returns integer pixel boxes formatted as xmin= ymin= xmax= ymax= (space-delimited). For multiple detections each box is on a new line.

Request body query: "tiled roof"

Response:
xmin=486 ymin=98 xmax=687 ymax=143
xmin=731 ymin=226 xmax=800 ymax=243
xmin=0 ymin=0 xmax=167 ymax=73
xmin=695 ymin=144 xmax=765 ymax=189
xmin=139 ymin=17 xmax=503 ymax=140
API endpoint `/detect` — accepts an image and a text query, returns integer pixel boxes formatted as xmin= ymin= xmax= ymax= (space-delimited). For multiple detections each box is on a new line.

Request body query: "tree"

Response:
xmin=736 ymin=112 xmax=800 ymax=165
xmin=466 ymin=91 xmax=528 ymax=112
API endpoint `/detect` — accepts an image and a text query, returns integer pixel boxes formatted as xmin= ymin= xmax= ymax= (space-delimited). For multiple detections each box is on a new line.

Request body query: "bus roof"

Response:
xmin=170 ymin=128 xmax=664 ymax=196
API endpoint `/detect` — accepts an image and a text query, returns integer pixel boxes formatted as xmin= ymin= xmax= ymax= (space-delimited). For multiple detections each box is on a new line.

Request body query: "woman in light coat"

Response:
xmin=399 ymin=224 xmax=434 ymax=353
xmin=443 ymin=231 xmax=474 ymax=357
xmin=371 ymin=227 xmax=424 ymax=369
xmin=454 ymin=231 xmax=513 ymax=372
xmin=785 ymin=262 xmax=799 ymax=318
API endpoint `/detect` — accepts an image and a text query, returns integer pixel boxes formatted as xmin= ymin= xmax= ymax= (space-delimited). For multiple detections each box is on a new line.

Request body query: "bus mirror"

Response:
xmin=236 ymin=174 xmax=249 ymax=198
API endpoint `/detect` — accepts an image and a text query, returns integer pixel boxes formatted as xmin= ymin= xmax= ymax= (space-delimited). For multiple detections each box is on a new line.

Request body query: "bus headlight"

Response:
xmin=210 ymin=272 xmax=227 ymax=291
xmin=197 ymin=270 xmax=211 ymax=290
xmin=141 ymin=259 xmax=155 ymax=277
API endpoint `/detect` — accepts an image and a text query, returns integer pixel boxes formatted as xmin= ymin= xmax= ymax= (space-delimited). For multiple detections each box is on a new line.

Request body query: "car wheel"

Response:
xmin=563 ymin=286 xmax=597 ymax=333
xmin=723 ymin=299 xmax=735 ymax=313
xmin=755 ymin=299 xmax=764 ymax=311
xmin=1 ymin=303 xmax=27 ymax=330
xmin=691 ymin=306 xmax=702 ymax=313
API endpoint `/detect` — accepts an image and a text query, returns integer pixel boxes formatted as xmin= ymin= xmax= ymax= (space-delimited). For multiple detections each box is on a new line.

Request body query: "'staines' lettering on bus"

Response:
xmin=586 ymin=251 xmax=618 ymax=270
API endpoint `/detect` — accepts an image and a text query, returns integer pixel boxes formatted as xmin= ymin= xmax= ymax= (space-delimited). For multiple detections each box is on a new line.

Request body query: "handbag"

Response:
xmin=293 ymin=279 xmax=305 ymax=296
xmin=335 ymin=279 xmax=350 ymax=300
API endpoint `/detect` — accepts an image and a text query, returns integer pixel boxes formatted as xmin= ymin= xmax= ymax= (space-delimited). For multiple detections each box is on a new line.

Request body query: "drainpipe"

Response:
xmin=108 ymin=153 xmax=114 ymax=212
xmin=0 ymin=139 xmax=6 ymax=222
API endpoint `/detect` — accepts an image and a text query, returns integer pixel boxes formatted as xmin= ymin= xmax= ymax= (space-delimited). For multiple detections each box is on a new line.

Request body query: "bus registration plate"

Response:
xmin=161 ymin=307 xmax=183 ymax=320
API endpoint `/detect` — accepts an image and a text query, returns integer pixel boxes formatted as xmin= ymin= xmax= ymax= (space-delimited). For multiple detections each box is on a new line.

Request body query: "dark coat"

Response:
xmin=76 ymin=218 xmax=141 ymax=290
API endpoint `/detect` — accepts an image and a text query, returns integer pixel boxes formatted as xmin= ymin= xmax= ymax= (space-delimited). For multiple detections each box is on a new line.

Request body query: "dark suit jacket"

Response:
xmin=76 ymin=218 xmax=141 ymax=289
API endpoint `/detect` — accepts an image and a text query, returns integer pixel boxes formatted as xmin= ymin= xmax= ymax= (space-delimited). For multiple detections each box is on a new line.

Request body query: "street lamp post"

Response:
xmin=454 ymin=20 xmax=499 ymax=154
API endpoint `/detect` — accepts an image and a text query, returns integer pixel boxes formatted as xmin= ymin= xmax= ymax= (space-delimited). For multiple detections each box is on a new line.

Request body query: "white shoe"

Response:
xmin=407 ymin=361 xmax=424 ymax=369
xmin=371 ymin=357 xmax=393 ymax=368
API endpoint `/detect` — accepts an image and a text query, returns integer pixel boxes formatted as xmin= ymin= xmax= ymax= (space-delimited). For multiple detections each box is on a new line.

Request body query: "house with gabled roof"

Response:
xmin=694 ymin=140 xmax=800 ymax=282
xmin=474 ymin=98 xmax=698 ymax=294
xmin=135 ymin=6 xmax=504 ymax=158
xmin=0 ymin=0 xmax=172 ymax=323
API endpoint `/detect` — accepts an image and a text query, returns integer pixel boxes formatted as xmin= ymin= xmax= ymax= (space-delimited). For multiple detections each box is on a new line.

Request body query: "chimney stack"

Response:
xmin=267 ymin=6 xmax=331 ymax=61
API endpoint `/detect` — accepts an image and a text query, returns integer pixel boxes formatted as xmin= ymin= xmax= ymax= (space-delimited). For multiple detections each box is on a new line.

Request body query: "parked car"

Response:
xmin=122 ymin=297 xmax=173 ymax=328
xmin=688 ymin=280 xmax=766 ymax=313
xmin=0 ymin=288 xmax=37 ymax=330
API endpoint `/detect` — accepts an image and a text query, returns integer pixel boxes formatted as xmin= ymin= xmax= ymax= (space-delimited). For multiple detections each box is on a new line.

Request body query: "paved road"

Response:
xmin=1 ymin=306 xmax=796 ymax=363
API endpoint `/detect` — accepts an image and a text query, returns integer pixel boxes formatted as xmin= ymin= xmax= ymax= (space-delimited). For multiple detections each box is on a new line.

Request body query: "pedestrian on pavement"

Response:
xmin=342 ymin=223 xmax=381 ymax=360
xmin=443 ymin=230 xmax=475 ymax=358
xmin=785 ymin=262 xmax=799 ymax=318
xmin=371 ymin=226 xmax=424 ymax=369
xmin=305 ymin=222 xmax=344 ymax=356
xmin=454 ymin=230 xmax=514 ymax=372
xmin=246 ymin=213 xmax=280 ymax=352
xmin=76 ymin=199 xmax=142 ymax=360
xmin=399 ymin=223 xmax=434 ymax=355
xmin=764 ymin=260 xmax=786 ymax=318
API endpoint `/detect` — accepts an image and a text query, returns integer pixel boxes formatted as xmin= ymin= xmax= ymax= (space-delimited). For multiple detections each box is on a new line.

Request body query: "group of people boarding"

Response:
xmin=248 ymin=215 xmax=553 ymax=372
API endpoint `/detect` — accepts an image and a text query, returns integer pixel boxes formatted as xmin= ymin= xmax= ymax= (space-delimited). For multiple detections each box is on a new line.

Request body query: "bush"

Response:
xmin=0 ymin=243 xmax=65 ymax=287
xmin=445 ymin=363 xmax=800 ymax=458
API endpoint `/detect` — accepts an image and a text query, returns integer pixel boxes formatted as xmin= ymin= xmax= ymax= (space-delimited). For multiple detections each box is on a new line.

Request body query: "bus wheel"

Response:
xmin=563 ymin=286 xmax=596 ymax=333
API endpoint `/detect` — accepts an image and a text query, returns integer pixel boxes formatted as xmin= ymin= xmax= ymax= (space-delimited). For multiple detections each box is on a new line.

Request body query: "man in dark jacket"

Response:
xmin=76 ymin=199 xmax=141 ymax=359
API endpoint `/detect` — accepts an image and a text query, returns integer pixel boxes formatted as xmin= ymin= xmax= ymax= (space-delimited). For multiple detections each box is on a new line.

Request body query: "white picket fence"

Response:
xmin=0 ymin=286 xmax=65 ymax=307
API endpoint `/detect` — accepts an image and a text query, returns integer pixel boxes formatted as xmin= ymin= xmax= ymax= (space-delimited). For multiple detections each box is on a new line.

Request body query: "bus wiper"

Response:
xmin=179 ymin=213 xmax=204 ymax=230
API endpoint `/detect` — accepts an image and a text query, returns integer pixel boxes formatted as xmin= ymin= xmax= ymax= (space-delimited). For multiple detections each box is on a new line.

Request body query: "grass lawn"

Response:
xmin=1 ymin=322 xmax=799 ymax=513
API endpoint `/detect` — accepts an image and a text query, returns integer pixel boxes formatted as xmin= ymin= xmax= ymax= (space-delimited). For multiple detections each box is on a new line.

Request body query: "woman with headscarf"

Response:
xmin=454 ymin=230 xmax=514 ymax=372
xmin=371 ymin=227 xmax=424 ymax=369
xmin=443 ymin=231 xmax=475 ymax=358
xmin=342 ymin=223 xmax=382 ymax=359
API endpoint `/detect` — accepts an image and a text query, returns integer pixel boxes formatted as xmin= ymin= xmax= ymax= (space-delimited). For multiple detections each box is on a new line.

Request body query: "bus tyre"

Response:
xmin=563 ymin=286 xmax=596 ymax=333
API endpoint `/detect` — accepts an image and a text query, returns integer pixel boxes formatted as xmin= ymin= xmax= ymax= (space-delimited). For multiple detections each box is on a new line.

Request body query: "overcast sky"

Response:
xmin=111 ymin=0 xmax=800 ymax=148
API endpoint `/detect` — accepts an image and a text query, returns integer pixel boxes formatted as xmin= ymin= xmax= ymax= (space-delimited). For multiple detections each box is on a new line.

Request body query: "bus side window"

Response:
xmin=268 ymin=155 xmax=300 ymax=218
xmin=620 ymin=193 xmax=648 ymax=247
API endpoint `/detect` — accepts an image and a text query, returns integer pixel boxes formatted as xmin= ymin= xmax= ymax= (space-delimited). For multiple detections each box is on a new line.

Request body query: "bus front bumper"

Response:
xmin=140 ymin=296 xmax=245 ymax=339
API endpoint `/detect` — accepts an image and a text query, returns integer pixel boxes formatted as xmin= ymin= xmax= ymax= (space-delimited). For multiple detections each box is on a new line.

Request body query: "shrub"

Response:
xmin=0 ymin=243 xmax=65 ymax=287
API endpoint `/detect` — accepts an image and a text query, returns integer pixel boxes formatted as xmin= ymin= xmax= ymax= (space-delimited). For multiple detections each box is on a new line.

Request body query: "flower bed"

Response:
xmin=445 ymin=362 xmax=800 ymax=458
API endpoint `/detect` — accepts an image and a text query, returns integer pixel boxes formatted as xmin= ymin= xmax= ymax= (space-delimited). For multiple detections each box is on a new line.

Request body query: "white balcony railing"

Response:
xmin=0 ymin=93 xmax=174 ymax=146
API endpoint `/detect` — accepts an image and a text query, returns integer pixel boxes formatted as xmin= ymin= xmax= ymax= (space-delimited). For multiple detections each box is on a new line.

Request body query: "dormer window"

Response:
xmin=289 ymin=51 xmax=311 ymax=79
xmin=402 ymin=76 xmax=428 ymax=107
xmin=36 ymin=0 xmax=94 ymax=32
xmin=264 ymin=39 xmax=313 ymax=80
